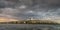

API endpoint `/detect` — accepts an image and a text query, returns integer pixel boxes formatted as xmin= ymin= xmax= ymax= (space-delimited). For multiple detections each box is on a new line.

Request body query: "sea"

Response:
xmin=0 ymin=24 xmax=59 ymax=30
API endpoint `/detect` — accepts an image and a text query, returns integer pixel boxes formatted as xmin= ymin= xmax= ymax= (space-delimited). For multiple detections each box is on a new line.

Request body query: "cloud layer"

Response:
xmin=0 ymin=0 xmax=60 ymax=20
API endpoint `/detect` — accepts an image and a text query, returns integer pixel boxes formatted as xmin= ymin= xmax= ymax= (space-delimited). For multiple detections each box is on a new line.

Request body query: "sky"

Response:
xmin=0 ymin=0 xmax=60 ymax=20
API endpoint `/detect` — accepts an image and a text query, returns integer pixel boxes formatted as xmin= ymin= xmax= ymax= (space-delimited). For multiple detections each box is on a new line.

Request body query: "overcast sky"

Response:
xmin=0 ymin=0 xmax=60 ymax=20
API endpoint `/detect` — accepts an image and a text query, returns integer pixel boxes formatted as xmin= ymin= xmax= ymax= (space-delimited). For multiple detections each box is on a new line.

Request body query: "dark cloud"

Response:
xmin=0 ymin=0 xmax=60 ymax=20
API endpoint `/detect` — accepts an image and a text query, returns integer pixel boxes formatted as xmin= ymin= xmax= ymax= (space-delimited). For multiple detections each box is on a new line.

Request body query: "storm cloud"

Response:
xmin=0 ymin=0 xmax=60 ymax=20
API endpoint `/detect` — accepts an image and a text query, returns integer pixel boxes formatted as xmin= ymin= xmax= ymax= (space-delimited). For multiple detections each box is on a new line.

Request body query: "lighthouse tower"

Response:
xmin=26 ymin=17 xmax=34 ymax=20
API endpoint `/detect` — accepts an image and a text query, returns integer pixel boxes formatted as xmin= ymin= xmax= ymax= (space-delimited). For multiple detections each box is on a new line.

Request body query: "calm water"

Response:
xmin=0 ymin=24 xmax=59 ymax=30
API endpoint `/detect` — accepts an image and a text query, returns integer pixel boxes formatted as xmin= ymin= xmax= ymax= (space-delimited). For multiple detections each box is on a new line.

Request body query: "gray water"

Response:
xmin=0 ymin=24 xmax=59 ymax=30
